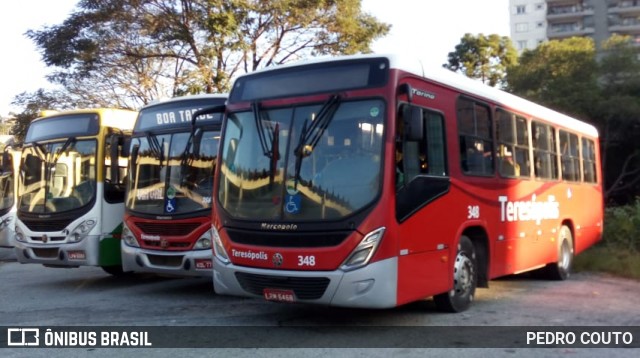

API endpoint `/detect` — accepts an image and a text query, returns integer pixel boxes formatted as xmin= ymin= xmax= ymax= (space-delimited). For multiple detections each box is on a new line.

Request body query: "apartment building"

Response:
xmin=510 ymin=0 xmax=640 ymax=52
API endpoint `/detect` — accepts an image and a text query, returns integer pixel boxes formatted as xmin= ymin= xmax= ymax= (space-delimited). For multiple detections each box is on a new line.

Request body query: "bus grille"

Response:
xmin=226 ymin=228 xmax=351 ymax=248
xmin=134 ymin=222 xmax=201 ymax=236
xmin=32 ymin=248 xmax=59 ymax=259
xmin=147 ymin=254 xmax=184 ymax=267
xmin=21 ymin=218 xmax=74 ymax=232
xmin=235 ymin=272 xmax=330 ymax=300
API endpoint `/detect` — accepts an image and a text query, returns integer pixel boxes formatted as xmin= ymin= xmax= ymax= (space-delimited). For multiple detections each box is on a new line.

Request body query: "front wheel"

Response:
xmin=544 ymin=225 xmax=574 ymax=280
xmin=434 ymin=235 xmax=477 ymax=312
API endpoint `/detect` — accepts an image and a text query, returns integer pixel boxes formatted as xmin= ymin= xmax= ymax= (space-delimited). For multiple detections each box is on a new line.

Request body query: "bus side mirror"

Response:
xmin=405 ymin=106 xmax=424 ymax=141
xmin=121 ymin=137 xmax=131 ymax=157
xmin=0 ymin=151 xmax=11 ymax=172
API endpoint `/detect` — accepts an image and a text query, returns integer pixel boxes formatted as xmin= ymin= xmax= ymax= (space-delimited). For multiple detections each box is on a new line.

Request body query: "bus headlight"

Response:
xmin=67 ymin=218 xmax=97 ymax=243
xmin=211 ymin=225 xmax=229 ymax=264
xmin=194 ymin=230 xmax=212 ymax=250
xmin=122 ymin=223 xmax=139 ymax=247
xmin=15 ymin=226 xmax=26 ymax=243
xmin=340 ymin=227 xmax=386 ymax=272
xmin=0 ymin=216 xmax=13 ymax=230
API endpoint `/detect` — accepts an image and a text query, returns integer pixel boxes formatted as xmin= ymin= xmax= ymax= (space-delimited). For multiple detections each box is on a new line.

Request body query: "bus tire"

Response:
xmin=434 ymin=235 xmax=477 ymax=313
xmin=544 ymin=225 xmax=573 ymax=280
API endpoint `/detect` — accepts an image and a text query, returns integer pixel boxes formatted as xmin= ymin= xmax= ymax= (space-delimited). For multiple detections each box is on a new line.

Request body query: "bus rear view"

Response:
xmin=211 ymin=55 xmax=603 ymax=312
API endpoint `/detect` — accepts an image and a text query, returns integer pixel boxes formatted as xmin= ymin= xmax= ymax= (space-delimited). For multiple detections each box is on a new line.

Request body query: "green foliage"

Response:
xmin=602 ymin=200 xmax=640 ymax=252
xmin=444 ymin=33 xmax=518 ymax=87
xmin=506 ymin=37 xmax=599 ymax=119
xmin=574 ymin=200 xmax=640 ymax=279
xmin=24 ymin=0 xmax=390 ymax=110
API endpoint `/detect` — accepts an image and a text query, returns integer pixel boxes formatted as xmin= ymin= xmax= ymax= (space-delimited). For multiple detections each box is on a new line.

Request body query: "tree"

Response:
xmin=506 ymin=35 xmax=640 ymax=204
xmin=443 ymin=33 xmax=517 ymax=87
xmin=26 ymin=0 xmax=390 ymax=110
xmin=506 ymin=37 xmax=600 ymax=119
xmin=594 ymin=35 xmax=640 ymax=202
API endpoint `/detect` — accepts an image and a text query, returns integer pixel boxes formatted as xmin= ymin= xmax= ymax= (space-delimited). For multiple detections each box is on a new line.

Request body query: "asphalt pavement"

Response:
xmin=0 ymin=247 xmax=16 ymax=262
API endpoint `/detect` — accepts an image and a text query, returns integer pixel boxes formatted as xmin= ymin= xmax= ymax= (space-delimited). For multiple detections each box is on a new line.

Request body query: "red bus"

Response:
xmin=209 ymin=55 xmax=602 ymax=311
xmin=122 ymin=94 xmax=225 ymax=276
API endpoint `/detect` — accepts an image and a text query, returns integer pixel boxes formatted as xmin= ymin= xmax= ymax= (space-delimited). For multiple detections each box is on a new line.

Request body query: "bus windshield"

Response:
xmin=218 ymin=99 xmax=385 ymax=221
xmin=126 ymin=131 xmax=218 ymax=215
xmin=20 ymin=139 xmax=97 ymax=213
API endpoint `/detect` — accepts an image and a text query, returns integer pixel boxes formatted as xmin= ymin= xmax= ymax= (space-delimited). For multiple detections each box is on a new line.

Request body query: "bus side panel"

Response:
xmin=99 ymin=184 xmax=125 ymax=266
xmin=394 ymin=192 xmax=460 ymax=305
xmin=570 ymin=184 xmax=603 ymax=255
xmin=396 ymin=250 xmax=451 ymax=306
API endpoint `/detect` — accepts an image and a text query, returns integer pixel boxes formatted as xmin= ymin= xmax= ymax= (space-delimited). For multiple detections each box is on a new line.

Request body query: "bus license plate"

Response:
xmin=67 ymin=251 xmax=86 ymax=260
xmin=263 ymin=288 xmax=296 ymax=303
xmin=195 ymin=259 xmax=212 ymax=270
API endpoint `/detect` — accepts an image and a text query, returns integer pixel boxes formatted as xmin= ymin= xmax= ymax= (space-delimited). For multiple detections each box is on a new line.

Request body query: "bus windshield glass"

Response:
xmin=218 ymin=99 xmax=385 ymax=221
xmin=126 ymin=131 xmax=219 ymax=215
xmin=19 ymin=139 xmax=97 ymax=213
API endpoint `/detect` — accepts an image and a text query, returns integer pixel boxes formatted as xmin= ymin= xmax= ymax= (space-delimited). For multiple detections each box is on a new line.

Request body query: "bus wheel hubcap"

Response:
xmin=453 ymin=253 xmax=474 ymax=296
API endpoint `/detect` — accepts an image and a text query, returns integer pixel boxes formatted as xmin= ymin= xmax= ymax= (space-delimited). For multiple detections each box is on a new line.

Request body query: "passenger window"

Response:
xmin=560 ymin=130 xmax=580 ymax=182
xmin=532 ymin=121 xmax=558 ymax=179
xmin=496 ymin=109 xmax=530 ymax=178
xmin=458 ymin=98 xmax=493 ymax=176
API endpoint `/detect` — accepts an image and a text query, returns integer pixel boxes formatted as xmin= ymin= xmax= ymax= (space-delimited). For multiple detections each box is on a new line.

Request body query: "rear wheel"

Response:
xmin=434 ymin=236 xmax=477 ymax=312
xmin=544 ymin=225 xmax=573 ymax=280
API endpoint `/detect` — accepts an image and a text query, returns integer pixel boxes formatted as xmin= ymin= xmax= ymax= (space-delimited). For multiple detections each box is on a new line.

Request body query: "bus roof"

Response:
xmin=241 ymin=54 xmax=599 ymax=138
xmin=36 ymin=108 xmax=138 ymax=131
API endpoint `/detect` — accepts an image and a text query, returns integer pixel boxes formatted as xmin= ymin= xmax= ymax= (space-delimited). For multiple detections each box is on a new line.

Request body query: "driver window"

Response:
xmin=397 ymin=104 xmax=447 ymax=191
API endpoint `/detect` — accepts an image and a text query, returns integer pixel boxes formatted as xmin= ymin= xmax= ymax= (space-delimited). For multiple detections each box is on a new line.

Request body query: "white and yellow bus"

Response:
xmin=0 ymin=147 xmax=20 ymax=248
xmin=13 ymin=109 xmax=137 ymax=275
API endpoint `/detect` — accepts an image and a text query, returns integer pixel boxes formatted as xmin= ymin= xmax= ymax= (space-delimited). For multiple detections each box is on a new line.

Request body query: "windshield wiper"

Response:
xmin=145 ymin=132 xmax=164 ymax=168
xmin=51 ymin=137 xmax=76 ymax=167
xmin=252 ymin=102 xmax=280 ymax=186
xmin=293 ymin=94 xmax=341 ymax=188
xmin=180 ymin=105 xmax=225 ymax=186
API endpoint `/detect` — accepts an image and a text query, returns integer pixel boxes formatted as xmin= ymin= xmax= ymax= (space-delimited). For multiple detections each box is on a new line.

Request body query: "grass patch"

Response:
xmin=573 ymin=199 xmax=640 ymax=280
xmin=574 ymin=245 xmax=640 ymax=280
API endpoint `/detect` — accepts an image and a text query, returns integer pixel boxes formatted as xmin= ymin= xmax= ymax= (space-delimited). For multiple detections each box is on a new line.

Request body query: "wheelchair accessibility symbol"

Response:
xmin=165 ymin=198 xmax=176 ymax=213
xmin=285 ymin=194 xmax=301 ymax=214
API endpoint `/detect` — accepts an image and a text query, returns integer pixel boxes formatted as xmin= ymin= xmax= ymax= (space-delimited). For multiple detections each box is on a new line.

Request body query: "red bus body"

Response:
xmin=211 ymin=55 xmax=602 ymax=310
xmin=121 ymin=94 xmax=226 ymax=277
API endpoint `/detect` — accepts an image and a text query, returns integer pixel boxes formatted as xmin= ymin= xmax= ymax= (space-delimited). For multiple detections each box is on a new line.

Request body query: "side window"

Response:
xmin=458 ymin=98 xmax=493 ymax=176
xmin=582 ymin=138 xmax=597 ymax=183
xmin=532 ymin=121 xmax=558 ymax=179
xmin=559 ymin=130 xmax=580 ymax=181
xmin=496 ymin=109 xmax=530 ymax=178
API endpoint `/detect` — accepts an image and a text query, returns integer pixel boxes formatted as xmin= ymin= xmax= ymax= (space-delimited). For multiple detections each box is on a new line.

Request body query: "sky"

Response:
xmin=0 ymin=0 xmax=510 ymax=116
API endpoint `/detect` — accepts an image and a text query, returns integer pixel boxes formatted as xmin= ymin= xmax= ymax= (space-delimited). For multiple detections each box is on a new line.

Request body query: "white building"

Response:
xmin=510 ymin=0 xmax=640 ymax=53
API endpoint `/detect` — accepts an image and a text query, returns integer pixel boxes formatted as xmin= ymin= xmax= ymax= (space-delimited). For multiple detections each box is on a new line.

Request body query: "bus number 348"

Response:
xmin=467 ymin=205 xmax=480 ymax=219
xmin=298 ymin=255 xmax=316 ymax=267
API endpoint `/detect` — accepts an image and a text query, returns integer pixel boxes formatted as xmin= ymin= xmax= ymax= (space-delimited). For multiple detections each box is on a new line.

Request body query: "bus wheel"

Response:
xmin=544 ymin=225 xmax=573 ymax=280
xmin=101 ymin=265 xmax=127 ymax=277
xmin=434 ymin=235 xmax=477 ymax=313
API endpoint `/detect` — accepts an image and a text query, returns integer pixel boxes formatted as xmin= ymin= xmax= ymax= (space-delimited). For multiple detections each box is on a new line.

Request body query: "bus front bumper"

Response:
xmin=14 ymin=235 xmax=101 ymax=267
xmin=213 ymin=257 xmax=398 ymax=309
xmin=121 ymin=243 xmax=213 ymax=277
